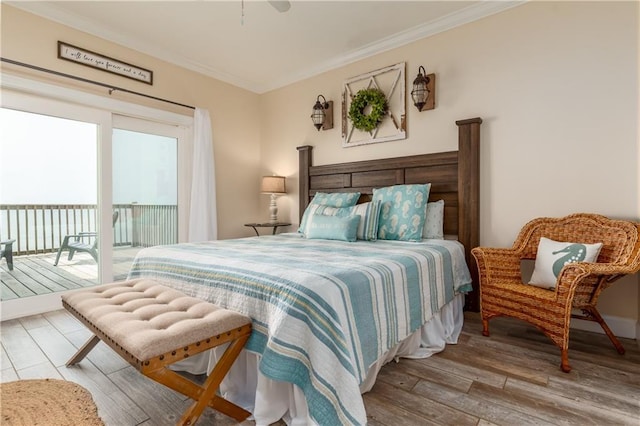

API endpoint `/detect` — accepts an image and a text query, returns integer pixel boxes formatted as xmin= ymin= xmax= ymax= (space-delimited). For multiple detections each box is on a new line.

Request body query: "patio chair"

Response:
xmin=1 ymin=239 xmax=15 ymax=271
xmin=471 ymin=213 xmax=640 ymax=373
xmin=54 ymin=211 xmax=119 ymax=266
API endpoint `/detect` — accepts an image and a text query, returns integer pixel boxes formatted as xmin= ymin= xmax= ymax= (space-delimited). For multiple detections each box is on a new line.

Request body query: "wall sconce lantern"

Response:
xmin=410 ymin=66 xmax=436 ymax=112
xmin=310 ymin=95 xmax=334 ymax=131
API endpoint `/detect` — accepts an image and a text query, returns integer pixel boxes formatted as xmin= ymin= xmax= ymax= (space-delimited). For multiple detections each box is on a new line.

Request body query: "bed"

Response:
xmin=127 ymin=117 xmax=482 ymax=425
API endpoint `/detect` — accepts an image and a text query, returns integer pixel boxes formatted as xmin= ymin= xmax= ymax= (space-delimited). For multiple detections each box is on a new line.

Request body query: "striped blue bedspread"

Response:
xmin=128 ymin=233 xmax=472 ymax=425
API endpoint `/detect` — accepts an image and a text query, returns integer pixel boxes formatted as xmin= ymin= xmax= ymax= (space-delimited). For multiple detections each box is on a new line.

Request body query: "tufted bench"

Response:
xmin=62 ymin=279 xmax=252 ymax=426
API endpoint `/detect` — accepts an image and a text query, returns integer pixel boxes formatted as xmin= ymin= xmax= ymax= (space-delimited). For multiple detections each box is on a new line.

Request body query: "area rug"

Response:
xmin=0 ymin=378 xmax=104 ymax=426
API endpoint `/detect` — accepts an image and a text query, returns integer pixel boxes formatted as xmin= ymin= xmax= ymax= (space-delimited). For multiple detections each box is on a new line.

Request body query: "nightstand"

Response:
xmin=244 ymin=222 xmax=291 ymax=236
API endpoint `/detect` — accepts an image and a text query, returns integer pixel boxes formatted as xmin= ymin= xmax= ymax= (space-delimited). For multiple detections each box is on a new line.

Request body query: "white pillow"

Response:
xmin=528 ymin=237 xmax=603 ymax=289
xmin=422 ymin=200 xmax=444 ymax=239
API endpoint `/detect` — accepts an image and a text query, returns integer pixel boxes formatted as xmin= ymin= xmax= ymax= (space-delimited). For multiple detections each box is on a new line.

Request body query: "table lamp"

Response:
xmin=261 ymin=175 xmax=286 ymax=222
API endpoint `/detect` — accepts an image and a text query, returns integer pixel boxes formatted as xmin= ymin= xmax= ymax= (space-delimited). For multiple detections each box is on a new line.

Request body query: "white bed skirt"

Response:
xmin=172 ymin=293 xmax=465 ymax=425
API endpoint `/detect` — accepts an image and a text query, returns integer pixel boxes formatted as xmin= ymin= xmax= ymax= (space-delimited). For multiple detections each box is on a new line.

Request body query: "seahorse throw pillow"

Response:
xmin=528 ymin=237 xmax=603 ymax=289
xmin=373 ymin=184 xmax=430 ymax=241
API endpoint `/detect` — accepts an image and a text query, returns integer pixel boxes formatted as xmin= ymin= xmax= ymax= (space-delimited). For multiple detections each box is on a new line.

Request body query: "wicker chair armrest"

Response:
xmin=577 ymin=261 xmax=639 ymax=276
xmin=472 ymin=247 xmax=523 ymax=281
xmin=553 ymin=261 xmax=635 ymax=304
xmin=556 ymin=261 xmax=637 ymax=290
xmin=551 ymin=263 xmax=588 ymax=299
xmin=472 ymin=247 xmax=522 ymax=266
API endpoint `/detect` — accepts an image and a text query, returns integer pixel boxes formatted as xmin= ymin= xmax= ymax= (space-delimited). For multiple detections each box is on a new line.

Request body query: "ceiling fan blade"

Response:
xmin=268 ymin=1 xmax=291 ymax=13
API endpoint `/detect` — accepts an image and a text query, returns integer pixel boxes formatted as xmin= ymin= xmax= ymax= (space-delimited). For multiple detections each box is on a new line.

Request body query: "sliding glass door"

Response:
xmin=111 ymin=116 xmax=179 ymax=280
xmin=0 ymin=99 xmax=104 ymax=305
xmin=0 ymin=89 xmax=190 ymax=319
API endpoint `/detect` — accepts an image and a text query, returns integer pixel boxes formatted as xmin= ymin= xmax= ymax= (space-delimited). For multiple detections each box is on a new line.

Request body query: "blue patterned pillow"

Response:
xmin=372 ymin=184 xmax=431 ymax=241
xmin=305 ymin=214 xmax=360 ymax=242
xmin=298 ymin=192 xmax=360 ymax=233
xmin=301 ymin=201 xmax=381 ymax=241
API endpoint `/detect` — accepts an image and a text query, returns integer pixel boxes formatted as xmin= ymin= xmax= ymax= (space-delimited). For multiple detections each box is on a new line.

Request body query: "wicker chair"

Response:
xmin=472 ymin=213 xmax=640 ymax=373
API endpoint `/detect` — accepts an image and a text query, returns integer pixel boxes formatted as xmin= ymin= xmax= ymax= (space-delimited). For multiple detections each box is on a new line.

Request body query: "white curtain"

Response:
xmin=178 ymin=108 xmax=219 ymax=375
xmin=188 ymin=108 xmax=217 ymax=242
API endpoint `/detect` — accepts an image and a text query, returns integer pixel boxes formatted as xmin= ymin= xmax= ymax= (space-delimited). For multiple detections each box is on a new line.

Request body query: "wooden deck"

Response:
xmin=0 ymin=247 xmax=142 ymax=300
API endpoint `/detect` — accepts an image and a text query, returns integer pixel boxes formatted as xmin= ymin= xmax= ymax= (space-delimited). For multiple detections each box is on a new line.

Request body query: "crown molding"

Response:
xmin=8 ymin=1 xmax=525 ymax=95
xmin=262 ymin=1 xmax=526 ymax=93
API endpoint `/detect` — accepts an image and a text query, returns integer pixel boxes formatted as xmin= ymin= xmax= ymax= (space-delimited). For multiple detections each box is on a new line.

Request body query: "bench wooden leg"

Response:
xmin=62 ymin=283 xmax=253 ymax=425
xmin=145 ymin=333 xmax=251 ymax=425
xmin=66 ymin=335 xmax=101 ymax=366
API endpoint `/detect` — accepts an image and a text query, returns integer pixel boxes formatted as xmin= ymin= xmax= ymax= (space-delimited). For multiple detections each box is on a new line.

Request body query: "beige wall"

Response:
xmin=2 ymin=3 xmax=639 ymax=327
xmin=260 ymin=2 xmax=640 ymax=324
xmin=1 ymin=4 xmax=262 ymax=240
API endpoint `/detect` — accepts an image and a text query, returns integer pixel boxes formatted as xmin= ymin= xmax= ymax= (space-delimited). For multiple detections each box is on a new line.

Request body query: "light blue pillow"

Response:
xmin=310 ymin=192 xmax=360 ymax=207
xmin=298 ymin=192 xmax=360 ymax=233
xmin=344 ymin=201 xmax=380 ymax=241
xmin=422 ymin=200 xmax=444 ymax=239
xmin=301 ymin=201 xmax=381 ymax=241
xmin=372 ymin=184 xmax=431 ymax=241
xmin=305 ymin=214 xmax=360 ymax=242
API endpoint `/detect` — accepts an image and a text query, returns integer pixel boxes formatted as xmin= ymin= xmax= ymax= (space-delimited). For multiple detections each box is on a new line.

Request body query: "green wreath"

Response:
xmin=348 ymin=88 xmax=388 ymax=132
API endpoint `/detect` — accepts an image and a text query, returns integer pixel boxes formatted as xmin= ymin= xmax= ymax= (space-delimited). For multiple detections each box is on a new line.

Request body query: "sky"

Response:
xmin=0 ymin=108 xmax=177 ymax=205
xmin=0 ymin=108 xmax=97 ymax=204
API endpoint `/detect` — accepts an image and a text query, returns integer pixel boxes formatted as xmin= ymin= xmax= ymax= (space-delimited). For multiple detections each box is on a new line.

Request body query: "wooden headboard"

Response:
xmin=297 ymin=117 xmax=482 ymax=311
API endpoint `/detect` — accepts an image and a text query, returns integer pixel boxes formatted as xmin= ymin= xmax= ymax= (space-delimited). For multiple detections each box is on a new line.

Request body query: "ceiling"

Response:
xmin=9 ymin=1 xmax=522 ymax=94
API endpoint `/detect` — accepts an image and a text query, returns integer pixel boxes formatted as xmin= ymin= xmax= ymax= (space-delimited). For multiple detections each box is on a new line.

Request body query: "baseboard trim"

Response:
xmin=571 ymin=314 xmax=638 ymax=340
xmin=1 ymin=293 xmax=63 ymax=321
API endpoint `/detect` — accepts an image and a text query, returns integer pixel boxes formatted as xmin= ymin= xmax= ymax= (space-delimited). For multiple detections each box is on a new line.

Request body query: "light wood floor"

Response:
xmin=1 ymin=311 xmax=638 ymax=425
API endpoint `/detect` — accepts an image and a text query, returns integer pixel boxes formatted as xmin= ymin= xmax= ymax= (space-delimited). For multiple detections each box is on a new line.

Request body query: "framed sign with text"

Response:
xmin=57 ymin=41 xmax=153 ymax=85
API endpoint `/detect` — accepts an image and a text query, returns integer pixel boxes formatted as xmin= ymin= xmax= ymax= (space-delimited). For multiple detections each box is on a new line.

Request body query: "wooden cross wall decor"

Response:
xmin=342 ymin=62 xmax=406 ymax=147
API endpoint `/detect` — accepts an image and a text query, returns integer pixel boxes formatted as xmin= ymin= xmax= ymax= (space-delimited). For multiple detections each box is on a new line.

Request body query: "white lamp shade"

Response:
xmin=261 ymin=176 xmax=286 ymax=194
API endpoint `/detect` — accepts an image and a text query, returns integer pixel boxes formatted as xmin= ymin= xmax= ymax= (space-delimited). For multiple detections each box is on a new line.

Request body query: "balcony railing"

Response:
xmin=0 ymin=204 xmax=177 ymax=256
